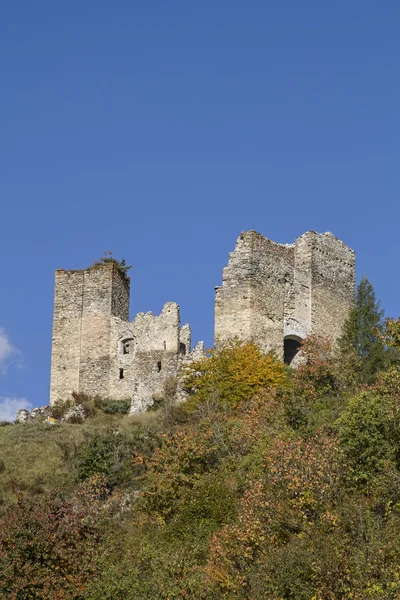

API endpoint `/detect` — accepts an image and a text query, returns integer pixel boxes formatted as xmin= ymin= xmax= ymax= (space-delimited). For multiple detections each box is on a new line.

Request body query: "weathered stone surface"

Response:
xmin=16 ymin=406 xmax=51 ymax=423
xmin=16 ymin=409 xmax=30 ymax=423
xmin=61 ymin=404 xmax=87 ymax=423
xmin=215 ymin=230 xmax=355 ymax=363
xmin=50 ymin=263 xmax=204 ymax=412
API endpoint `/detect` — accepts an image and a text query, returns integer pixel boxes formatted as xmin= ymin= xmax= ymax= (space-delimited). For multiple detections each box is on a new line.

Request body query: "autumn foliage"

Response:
xmin=183 ymin=340 xmax=287 ymax=410
xmin=4 ymin=306 xmax=400 ymax=598
xmin=0 ymin=475 xmax=112 ymax=599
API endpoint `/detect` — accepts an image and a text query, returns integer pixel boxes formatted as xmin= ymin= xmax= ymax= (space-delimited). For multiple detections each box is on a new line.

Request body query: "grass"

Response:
xmin=0 ymin=410 xmax=164 ymax=514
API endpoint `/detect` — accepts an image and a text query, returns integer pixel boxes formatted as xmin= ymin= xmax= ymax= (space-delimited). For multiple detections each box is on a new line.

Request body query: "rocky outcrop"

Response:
xmin=16 ymin=406 xmax=51 ymax=423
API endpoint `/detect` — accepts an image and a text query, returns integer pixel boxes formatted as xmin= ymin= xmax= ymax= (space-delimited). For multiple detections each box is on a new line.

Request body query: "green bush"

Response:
xmin=75 ymin=431 xmax=132 ymax=488
xmin=49 ymin=399 xmax=74 ymax=420
xmin=98 ymin=398 xmax=131 ymax=414
xmin=75 ymin=427 xmax=160 ymax=489
xmin=177 ymin=472 xmax=237 ymax=529
xmin=148 ymin=394 xmax=164 ymax=411
xmin=338 ymin=392 xmax=400 ymax=484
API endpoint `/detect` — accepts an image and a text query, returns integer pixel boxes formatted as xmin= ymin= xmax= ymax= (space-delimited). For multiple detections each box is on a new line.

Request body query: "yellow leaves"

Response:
xmin=379 ymin=318 xmax=400 ymax=349
xmin=183 ymin=340 xmax=288 ymax=411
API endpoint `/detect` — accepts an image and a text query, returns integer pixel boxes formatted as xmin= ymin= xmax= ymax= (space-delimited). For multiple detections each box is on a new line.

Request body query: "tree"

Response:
xmin=338 ymin=276 xmax=386 ymax=385
xmin=183 ymin=340 xmax=287 ymax=411
xmin=338 ymin=392 xmax=400 ymax=484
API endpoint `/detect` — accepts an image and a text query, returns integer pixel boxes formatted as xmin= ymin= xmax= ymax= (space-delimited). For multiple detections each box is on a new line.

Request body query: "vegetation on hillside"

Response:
xmin=2 ymin=279 xmax=400 ymax=598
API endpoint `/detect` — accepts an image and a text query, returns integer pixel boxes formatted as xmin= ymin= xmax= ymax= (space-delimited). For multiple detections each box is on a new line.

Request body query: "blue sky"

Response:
xmin=1 ymin=1 xmax=400 ymax=416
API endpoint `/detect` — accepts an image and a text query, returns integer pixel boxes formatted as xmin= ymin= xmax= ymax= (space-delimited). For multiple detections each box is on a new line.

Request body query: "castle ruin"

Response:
xmin=50 ymin=230 xmax=355 ymax=411
xmin=49 ymin=263 xmax=204 ymax=411
xmin=215 ymin=230 xmax=355 ymax=363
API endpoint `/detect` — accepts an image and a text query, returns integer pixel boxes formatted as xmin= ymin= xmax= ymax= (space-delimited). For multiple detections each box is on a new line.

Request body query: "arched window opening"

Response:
xmin=179 ymin=342 xmax=186 ymax=355
xmin=284 ymin=335 xmax=302 ymax=365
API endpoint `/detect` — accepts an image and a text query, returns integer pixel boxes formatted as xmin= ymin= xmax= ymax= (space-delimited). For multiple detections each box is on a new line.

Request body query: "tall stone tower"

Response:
xmin=214 ymin=230 xmax=355 ymax=363
xmin=50 ymin=263 xmax=129 ymax=405
xmin=49 ymin=260 xmax=200 ymax=410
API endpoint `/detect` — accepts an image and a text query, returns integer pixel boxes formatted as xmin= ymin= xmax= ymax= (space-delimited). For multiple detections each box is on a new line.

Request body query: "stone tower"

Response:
xmin=214 ymin=230 xmax=355 ymax=363
xmin=50 ymin=261 xmax=201 ymax=411
xmin=50 ymin=263 xmax=130 ymax=405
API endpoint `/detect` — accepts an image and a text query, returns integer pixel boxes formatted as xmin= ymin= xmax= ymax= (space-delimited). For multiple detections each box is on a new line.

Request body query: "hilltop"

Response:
xmin=2 ymin=280 xmax=400 ymax=598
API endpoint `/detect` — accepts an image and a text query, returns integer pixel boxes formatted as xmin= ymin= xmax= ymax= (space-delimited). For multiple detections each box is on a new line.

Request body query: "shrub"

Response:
xmin=183 ymin=340 xmax=287 ymax=411
xmin=292 ymin=335 xmax=338 ymax=401
xmin=99 ymin=398 xmax=131 ymax=415
xmin=76 ymin=427 xmax=160 ymax=489
xmin=48 ymin=398 xmax=74 ymax=420
xmin=76 ymin=431 xmax=132 ymax=488
xmin=72 ymin=391 xmax=98 ymax=417
xmin=148 ymin=394 xmax=164 ymax=411
xmin=91 ymin=252 xmax=131 ymax=277
xmin=338 ymin=392 xmax=400 ymax=484
xmin=134 ymin=426 xmax=222 ymax=519
xmin=0 ymin=486 xmax=105 ymax=599
xmin=177 ymin=472 xmax=238 ymax=529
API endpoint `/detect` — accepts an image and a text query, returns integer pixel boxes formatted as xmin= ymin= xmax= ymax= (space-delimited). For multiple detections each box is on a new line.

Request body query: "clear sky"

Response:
xmin=1 ymin=1 xmax=400 ymax=417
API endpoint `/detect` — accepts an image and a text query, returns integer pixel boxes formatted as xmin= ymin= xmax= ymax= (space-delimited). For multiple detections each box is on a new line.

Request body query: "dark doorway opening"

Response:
xmin=284 ymin=336 xmax=302 ymax=365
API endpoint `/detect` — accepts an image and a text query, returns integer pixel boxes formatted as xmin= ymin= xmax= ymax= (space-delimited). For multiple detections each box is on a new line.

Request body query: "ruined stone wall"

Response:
xmin=179 ymin=324 xmax=191 ymax=356
xmin=111 ymin=265 xmax=130 ymax=320
xmin=50 ymin=270 xmax=84 ymax=405
xmin=214 ymin=232 xmax=254 ymax=347
xmin=50 ymin=261 xmax=199 ymax=411
xmin=308 ymin=232 xmax=355 ymax=341
xmin=215 ymin=230 xmax=294 ymax=357
xmin=284 ymin=234 xmax=313 ymax=341
xmin=250 ymin=232 xmax=294 ymax=358
xmin=109 ymin=303 xmax=188 ymax=412
xmin=214 ymin=230 xmax=355 ymax=359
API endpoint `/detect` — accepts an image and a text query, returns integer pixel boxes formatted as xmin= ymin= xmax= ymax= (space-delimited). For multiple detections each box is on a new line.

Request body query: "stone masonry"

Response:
xmin=50 ymin=230 xmax=355 ymax=412
xmin=215 ymin=230 xmax=355 ymax=364
xmin=50 ymin=262 xmax=203 ymax=412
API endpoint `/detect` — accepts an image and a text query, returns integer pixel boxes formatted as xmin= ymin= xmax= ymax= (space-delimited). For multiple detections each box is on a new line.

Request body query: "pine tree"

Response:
xmin=338 ymin=276 xmax=386 ymax=385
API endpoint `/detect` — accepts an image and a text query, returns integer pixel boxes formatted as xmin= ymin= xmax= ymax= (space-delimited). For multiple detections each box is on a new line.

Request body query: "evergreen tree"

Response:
xmin=338 ymin=275 xmax=386 ymax=385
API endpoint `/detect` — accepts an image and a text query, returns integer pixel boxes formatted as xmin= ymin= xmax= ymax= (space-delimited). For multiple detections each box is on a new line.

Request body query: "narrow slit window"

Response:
xmin=163 ymin=341 xmax=167 ymax=350
xmin=119 ymin=368 xmax=124 ymax=379
xmin=157 ymin=361 xmax=162 ymax=372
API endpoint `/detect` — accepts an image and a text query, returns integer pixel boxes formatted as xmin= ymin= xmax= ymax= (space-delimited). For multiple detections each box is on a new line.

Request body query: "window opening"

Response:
xmin=120 ymin=337 xmax=134 ymax=355
xmin=157 ymin=361 xmax=162 ymax=372
xmin=119 ymin=368 xmax=124 ymax=379
xmin=163 ymin=341 xmax=167 ymax=350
